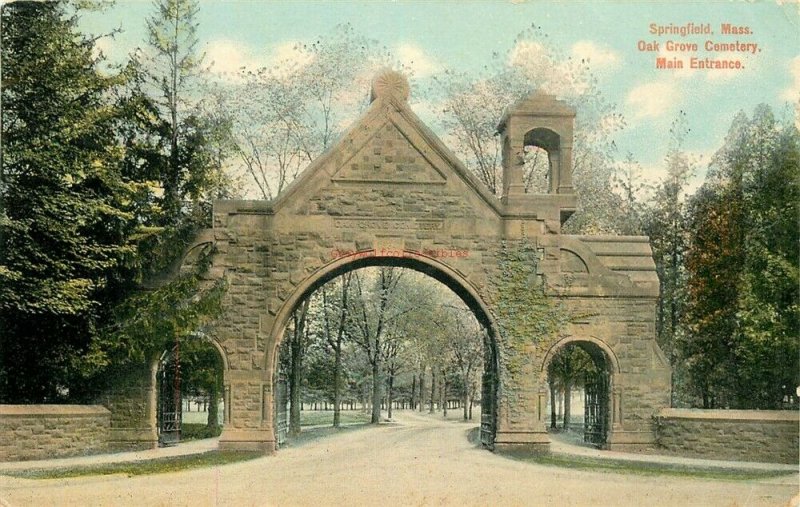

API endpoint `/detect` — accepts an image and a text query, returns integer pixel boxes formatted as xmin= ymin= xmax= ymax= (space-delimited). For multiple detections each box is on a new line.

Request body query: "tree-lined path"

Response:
xmin=1 ymin=412 xmax=795 ymax=507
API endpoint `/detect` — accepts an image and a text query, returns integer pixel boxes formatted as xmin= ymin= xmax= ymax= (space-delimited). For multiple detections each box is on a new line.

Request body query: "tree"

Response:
xmin=319 ymin=273 xmax=352 ymax=427
xmin=644 ymin=112 xmax=694 ymax=405
xmin=445 ymin=309 xmax=484 ymax=421
xmin=140 ymin=0 xmax=203 ymax=221
xmin=97 ymin=0 xmax=235 ymax=425
xmin=547 ymin=345 xmax=596 ymax=429
xmin=281 ymin=298 xmax=310 ymax=436
xmin=347 ymin=268 xmax=404 ymax=423
xmin=226 ymin=24 xmax=392 ymax=199
xmin=0 ymin=1 xmax=139 ymax=402
xmin=680 ymin=105 xmax=799 ymax=409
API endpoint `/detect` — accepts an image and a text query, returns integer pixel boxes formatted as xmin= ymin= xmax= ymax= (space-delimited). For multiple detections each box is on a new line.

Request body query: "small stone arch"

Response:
xmin=539 ymin=335 xmax=621 ymax=377
xmin=524 ymin=126 xmax=561 ymax=153
xmin=540 ymin=335 xmax=620 ymax=446
xmin=198 ymin=333 xmax=230 ymax=372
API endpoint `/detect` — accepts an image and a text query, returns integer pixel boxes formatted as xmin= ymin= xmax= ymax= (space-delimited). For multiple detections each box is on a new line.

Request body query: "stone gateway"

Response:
xmin=138 ymin=70 xmax=671 ymax=453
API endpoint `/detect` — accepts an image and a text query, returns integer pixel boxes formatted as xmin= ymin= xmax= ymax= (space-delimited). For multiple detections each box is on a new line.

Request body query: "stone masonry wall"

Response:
xmin=557 ymin=297 xmax=670 ymax=436
xmin=0 ymin=405 xmax=110 ymax=461
xmin=655 ymin=409 xmax=799 ymax=464
xmin=199 ymin=72 xmax=673 ymax=453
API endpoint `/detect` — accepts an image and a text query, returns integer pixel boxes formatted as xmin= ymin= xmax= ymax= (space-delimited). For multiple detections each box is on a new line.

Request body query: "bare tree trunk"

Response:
xmin=332 ymin=340 xmax=342 ymax=428
xmin=330 ymin=274 xmax=349 ymax=428
xmin=371 ymin=359 xmax=381 ymax=423
xmin=410 ymin=375 xmax=416 ymax=411
xmin=418 ymin=370 xmax=425 ymax=412
xmin=549 ymin=377 xmax=557 ymax=429
xmin=463 ymin=382 xmax=469 ymax=421
xmin=429 ymin=370 xmax=436 ymax=414
xmin=442 ymin=374 xmax=448 ymax=418
xmin=563 ymin=382 xmax=571 ymax=430
xmin=387 ymin=371 xmax=394 ymax=419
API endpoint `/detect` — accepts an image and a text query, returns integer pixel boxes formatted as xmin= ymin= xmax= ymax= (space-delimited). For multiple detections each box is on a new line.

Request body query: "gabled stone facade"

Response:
xmin=153 ymin=70 xmax=670 ymax=453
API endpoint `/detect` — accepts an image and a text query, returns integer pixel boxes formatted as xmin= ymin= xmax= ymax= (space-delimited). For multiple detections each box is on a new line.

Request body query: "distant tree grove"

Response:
xmin=1 ymin=1 xmax=797 ymax=417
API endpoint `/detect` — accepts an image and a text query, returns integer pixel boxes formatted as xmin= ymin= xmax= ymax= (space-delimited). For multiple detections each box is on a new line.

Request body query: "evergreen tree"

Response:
xmin=644 ymin=112 xmax=694 ymax=405
xmin=0 ymin=1 xmax=138 ymax=402
xmin=681 ymin=106 xmax=799 ymax=409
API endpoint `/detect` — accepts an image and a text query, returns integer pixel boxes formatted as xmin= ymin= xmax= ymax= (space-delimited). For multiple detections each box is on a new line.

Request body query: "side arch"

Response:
xmin=539 ymin=335 xmax=621 ymax=377
xmin=198 ymin=333 xmax=230 ymax=372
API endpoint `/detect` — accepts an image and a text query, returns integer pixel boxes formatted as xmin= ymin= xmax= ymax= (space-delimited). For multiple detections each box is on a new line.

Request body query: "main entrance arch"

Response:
xmin=154 ymin=70 xmax=670 ymax=454
xmin=268 ymin=253 xmax=501 ymax=447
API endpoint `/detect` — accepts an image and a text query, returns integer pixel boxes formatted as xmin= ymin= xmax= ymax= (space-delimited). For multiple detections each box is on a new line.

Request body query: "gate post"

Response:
xmin=218 ymin=370 xmax=276 ymax=453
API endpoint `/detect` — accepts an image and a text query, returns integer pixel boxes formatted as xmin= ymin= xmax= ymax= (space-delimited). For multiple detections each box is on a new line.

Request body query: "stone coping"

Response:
xmin=658 ymin=408 xmax=799 ymax=422
xmin=0 ymin=405 xmax=110 ymax=417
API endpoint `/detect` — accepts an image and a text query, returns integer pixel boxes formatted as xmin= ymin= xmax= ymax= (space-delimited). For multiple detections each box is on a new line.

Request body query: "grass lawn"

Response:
xmin=506 ymin=451 xmax=796 ymax=481
xmin=181 ymin=423 xmax=223 ymax=440
xmin=299 ymin=410 xmax=372 ymax=427
xmin=3 ymin=451 xmax=263 ymax=480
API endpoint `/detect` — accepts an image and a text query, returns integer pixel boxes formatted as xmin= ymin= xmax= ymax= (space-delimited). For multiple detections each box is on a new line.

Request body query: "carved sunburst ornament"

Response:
xmin=370 ymin=70 xmax=410 ymax=103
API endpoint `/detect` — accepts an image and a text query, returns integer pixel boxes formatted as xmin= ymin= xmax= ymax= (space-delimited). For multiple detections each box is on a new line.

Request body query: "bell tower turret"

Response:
xmin=497 ymin=93 xmax=577 ymax=233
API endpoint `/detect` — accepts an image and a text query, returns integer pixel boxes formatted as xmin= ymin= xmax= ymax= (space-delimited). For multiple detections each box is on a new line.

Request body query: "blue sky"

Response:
xmin=80 ymin=1 xmax=800 ymax=192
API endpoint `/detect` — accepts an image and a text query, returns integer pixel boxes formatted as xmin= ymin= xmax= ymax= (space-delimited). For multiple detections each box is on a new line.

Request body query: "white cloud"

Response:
xmin=92 ymin=36 xmax=115 ymax=61
xmin=395 ymin=43 xmax=439 ymax=78
xmin=508 ymin=40 xmax=554 ymax=73
xmin=270 ymin=41 xmax=314 ymax=69
xmin=508 ymin=40 xmax=574 ymax=96
xmin=205 ymin=39 xmax=260 ymax=79
xmin=90 ymin=33 xmax=138 ymax=70
xmin=780 ymin=55 xmax=800 ymax=102
xmin=204 ymin=39 xmax=312 ymax=82
xmin=570 ymin=40 xmax=620 ymax=70
xmin=625 ymin=81 xmax=681 ymax=119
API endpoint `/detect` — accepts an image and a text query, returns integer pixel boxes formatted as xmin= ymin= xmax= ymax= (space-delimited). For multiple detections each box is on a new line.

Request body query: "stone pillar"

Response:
xmin=218 ymin=370 xmax=275 ymax=453
xmin=547 ymin=151 xmax=560 ymax=193
xmin=502 ymin=139 xmax=526 ymax=196
xmin=103 ymin=362 xmax=158 ymax=452
xmin=558 ymin=143 xmax=574 ymax=194
xmin=493 ymin=360 xmax=551 ymax=452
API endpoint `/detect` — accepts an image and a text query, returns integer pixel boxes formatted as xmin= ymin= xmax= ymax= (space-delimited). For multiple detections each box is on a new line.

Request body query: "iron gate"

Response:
xmin=275 ymin=373 xmax=289 ymax=447
xmin=480 ymin=330 xmax=497 ymax=448
xmin=583 ymin=370 xmax=609 ymax=446
xmin=157 ymin=346 xmax=182 ymax=446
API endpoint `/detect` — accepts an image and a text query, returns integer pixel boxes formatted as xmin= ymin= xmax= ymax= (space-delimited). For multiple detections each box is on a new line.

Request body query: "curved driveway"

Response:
xmin=1 ymin=411 xmax=796 ymax=506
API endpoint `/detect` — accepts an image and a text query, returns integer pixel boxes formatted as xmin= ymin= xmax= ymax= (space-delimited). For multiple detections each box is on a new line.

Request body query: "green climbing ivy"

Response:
xmin=490 ymin=240 xmax=569 ymax=383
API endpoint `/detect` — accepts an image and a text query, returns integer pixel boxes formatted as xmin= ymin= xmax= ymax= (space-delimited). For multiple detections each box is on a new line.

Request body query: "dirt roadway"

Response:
xmin=1 ymin=411 xmax=797 ymax=507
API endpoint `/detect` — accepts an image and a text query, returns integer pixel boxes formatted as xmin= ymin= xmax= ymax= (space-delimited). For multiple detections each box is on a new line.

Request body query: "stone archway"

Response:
xmin=540 ymin=337 xmax=620 ymax=447
xmin=130 ymin=69 xmax=673 ymax=455
xmin=267 ymin=253 xmax=502 ymax=449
